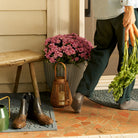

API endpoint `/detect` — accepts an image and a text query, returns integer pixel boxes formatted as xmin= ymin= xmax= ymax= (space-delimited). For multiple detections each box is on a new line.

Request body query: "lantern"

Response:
xmin=50 ymin=62 xmax=72 ymax=107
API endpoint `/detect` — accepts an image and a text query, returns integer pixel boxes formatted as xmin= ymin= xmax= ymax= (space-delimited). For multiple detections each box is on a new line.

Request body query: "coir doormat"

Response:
xmin=0 ymin=92 xmax=57 ymax=132
xmin=90 ymin=89 xmax=138 ymax=109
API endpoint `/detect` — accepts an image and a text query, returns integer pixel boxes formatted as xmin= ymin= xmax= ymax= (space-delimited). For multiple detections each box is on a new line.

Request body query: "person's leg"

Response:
xmin=72 ymin=19 xmax=117 ymax=113
xmin=115 ymin=9 xmax=138 ymax=110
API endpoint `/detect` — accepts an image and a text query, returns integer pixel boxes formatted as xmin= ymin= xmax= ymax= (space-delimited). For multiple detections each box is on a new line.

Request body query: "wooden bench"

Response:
xmin=0 ymin=49 xmax=44 ymax=103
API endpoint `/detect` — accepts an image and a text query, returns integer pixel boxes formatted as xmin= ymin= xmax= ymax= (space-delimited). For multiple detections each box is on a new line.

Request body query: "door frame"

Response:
xmin=47 ymin=0 xmax=85 ymax=37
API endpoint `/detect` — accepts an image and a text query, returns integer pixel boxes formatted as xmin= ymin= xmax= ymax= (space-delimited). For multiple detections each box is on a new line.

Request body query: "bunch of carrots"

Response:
xmin=108 ymin=24 xmax=138 ymax=102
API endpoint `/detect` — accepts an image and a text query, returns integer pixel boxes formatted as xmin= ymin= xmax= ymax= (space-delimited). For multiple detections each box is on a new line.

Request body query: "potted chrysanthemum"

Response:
xmin=43 ymin=33 xmax=93 ymax=96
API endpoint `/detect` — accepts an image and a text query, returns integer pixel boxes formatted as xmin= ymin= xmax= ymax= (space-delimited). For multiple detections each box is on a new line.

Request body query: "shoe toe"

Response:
xmin=12 ymin=115 xmax=27 ymax=129
xmin=71 ymin=97 xmax=83 ymax=113
xmin=37 ymin=114 xmax=53 ymax=125
xmin=12 ymin=120 xmax=26 ymax=129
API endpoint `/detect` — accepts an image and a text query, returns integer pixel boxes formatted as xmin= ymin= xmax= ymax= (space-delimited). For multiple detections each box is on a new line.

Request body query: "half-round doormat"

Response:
xmin=89 ymin=89 xmax=138 ymax=109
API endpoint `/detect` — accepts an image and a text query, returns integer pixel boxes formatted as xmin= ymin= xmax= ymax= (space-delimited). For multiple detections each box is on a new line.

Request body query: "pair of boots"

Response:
xmin=12 ymin=93 xmax=53 ymax=129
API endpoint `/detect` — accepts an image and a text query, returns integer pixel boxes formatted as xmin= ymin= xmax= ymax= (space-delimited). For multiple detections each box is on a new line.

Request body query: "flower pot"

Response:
xmin=44 ymin=61 xmax=87 ymax=96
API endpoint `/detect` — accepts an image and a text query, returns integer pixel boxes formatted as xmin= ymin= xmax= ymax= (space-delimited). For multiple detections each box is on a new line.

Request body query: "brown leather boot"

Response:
xmin=12 ymin=93 xmax=31 ymax=129
xmin=28 ymin=94 xmax=53 ymax=125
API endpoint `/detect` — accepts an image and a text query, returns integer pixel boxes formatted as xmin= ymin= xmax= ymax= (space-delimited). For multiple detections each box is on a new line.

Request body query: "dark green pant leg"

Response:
xmin=76 ymin=19 xmax=117 ymax=98
xmin=117 ymin=9 xmax=138 ymax=104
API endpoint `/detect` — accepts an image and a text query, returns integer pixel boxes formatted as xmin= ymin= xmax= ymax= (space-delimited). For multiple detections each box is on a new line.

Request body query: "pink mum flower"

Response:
xmin=44 ymin=33 xmax=93 ymax=64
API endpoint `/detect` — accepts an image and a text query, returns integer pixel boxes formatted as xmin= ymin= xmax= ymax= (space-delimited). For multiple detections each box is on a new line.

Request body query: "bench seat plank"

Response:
xmin=0 ymin=50 xmax=44 ymax=66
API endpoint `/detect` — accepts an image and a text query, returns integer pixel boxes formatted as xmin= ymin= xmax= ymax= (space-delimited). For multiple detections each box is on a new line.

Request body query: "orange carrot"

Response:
xmin=132 ymin=24 xmax=138 ymax=38
xmin=125 ymin=29 xmax=129 ymax=48
xmin=125 ymin=29 xmax=129 ymax=41
xmin=129 ymin=25 xmax=135 ymax=47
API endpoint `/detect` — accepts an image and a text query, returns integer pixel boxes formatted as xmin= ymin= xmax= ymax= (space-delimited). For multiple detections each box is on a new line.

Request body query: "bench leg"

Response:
xmin=29 ymin=62 xmax=41 ymax=104
xmin=13 ymin=65 xmax=22 ymax=93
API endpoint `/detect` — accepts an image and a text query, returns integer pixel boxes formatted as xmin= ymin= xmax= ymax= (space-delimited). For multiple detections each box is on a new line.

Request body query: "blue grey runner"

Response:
xmin=90 ymin=89 xmax=138 ymax=109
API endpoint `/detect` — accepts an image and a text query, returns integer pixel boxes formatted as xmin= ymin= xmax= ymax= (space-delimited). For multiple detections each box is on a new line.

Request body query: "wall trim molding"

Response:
xmin=0 ymin=82 xmax=49 ymax=93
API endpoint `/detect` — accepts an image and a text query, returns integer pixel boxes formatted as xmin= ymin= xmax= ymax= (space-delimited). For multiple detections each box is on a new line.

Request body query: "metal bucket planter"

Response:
xmin=44 ymin=61 xmax=87 ymax=97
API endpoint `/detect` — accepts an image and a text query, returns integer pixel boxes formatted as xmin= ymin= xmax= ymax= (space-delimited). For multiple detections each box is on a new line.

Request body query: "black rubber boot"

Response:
xmin=12 ymin=93 xmax=31 ymax=129
xmin=28 ymin=94 xmax=53 ymax=125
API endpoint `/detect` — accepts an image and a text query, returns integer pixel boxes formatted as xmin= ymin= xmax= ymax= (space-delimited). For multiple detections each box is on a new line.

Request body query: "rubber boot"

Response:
xmin=28 ymin=94 xmax=53 ymax=125
xmin=12 ymin=93 xmax=31 ymax=129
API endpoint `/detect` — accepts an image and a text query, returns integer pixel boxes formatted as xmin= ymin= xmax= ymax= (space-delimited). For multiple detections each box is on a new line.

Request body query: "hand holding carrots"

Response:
xmin=125 ymin=23 xmax=138 ymax=47
xmin=109 ymin=24 xmax=138 ymax=102
xmin=123 ymin=6 xmax=136 ymax=31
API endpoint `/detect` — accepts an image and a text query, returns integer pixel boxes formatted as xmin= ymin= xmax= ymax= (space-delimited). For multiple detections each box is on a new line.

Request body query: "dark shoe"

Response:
xmin=28 ymin=94 xmax=53 ymax=125
xmin=71 ymin=93 xmax=84 ymax=113
xmin=12 ymin=93 xmax=31 ymax=129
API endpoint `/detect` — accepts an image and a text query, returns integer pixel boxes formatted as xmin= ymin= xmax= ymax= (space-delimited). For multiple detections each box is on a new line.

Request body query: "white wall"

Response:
xmin=0 ymin=0 xmax=85 ymax=93
xmin=0 ymin=0 xmax=48 ymax=92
